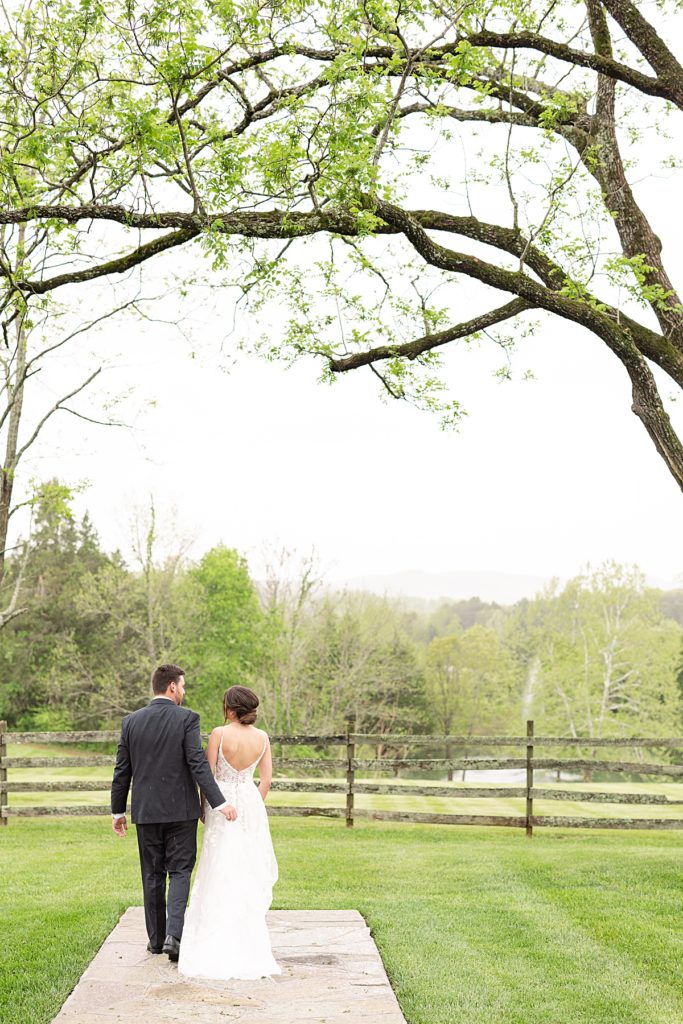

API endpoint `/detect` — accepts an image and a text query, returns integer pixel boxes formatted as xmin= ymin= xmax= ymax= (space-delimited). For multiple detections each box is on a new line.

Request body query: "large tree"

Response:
xmin=424 ymin=625 xmax=518 ymax=777
xmin=295 ymin=590 xmax=429 ymax=740
xmin=512 ymin=564 xmax=683 ymax=744
xmin=1 ymin=1 xmax=682 ymax=486
xmin=181 ymin=544 xmax=273 ymax=723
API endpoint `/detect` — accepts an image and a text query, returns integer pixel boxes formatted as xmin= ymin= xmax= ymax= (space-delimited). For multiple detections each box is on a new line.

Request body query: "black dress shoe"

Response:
xmin=162 ymin=935 xmax=180 ymax=962
xmin=146 ymin=942 xmax=163 ymax=954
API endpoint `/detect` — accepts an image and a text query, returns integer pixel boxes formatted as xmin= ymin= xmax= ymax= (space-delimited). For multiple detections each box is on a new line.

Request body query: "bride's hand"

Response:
xmin=219 ymin=804 xmax=238 ymax=821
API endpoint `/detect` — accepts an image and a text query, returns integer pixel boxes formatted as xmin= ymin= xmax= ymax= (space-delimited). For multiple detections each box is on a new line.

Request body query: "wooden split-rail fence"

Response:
xmin=2 ymin=719 xmax=683 ymax=835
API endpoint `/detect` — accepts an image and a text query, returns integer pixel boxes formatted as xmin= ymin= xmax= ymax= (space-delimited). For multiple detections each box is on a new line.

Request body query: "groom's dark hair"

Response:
xmin=152 ymin=663 xmax=185 ymax=694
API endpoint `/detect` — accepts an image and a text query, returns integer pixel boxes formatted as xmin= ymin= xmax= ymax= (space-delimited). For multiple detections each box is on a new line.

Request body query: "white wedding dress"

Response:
xmin=178 ymin=730 xmax=280 ymax=981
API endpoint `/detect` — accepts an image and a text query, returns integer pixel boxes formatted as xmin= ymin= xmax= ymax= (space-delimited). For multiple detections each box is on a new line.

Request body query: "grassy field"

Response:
xmin=1 ymin=816 xmax=683 ymax=1024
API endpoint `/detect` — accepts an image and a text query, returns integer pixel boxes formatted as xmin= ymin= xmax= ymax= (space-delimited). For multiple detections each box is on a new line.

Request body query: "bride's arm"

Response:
xmin=206 ymin=728 xmax=221 ymax=774
xmin=257 ymin=736 xmax=273 ymax=801
xmin=199 ymin=729 xmax=222 ymax=817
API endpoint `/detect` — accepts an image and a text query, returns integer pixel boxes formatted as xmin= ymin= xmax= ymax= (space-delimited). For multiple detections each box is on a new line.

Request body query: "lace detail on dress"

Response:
xmin=212 ymin=736 xmax=268 ymax=834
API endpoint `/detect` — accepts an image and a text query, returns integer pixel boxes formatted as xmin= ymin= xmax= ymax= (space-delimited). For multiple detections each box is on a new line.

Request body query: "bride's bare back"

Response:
xmin=219 ymin=722 xmax=268 ymax=770
xmin=205 ymin=685 xmax=274 ymax=806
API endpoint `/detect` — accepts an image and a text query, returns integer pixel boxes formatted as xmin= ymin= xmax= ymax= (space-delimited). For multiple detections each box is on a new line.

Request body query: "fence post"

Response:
xmin=525 ymin=719 xmax=534 ymax=838
xmin=0 ymin=720 xmax=7 ymax=826
xmin=345 ymin=716 xmax=355 ymax=829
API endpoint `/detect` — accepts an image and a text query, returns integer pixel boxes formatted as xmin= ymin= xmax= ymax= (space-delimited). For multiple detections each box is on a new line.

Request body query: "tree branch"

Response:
xmin=328 ymin=298 xmax=531 ymax=371
xmin=599 ymin=0 xmax=683 ymax=85
xmin=4 ymin=202 xmax=680 ymax=384
xmin=180 ymin=36 xmax=683 ymax=108
xmin=18 ymin=229 xmax=198 ymax=297
xmin=456 ymin=30 xmax=683 ymax=107
xmin=13 ymin=367 xmax=102 ymax=463
xmin=584 ymin=0 xmax=683 ymax=351
xmin=367 ymin=195 xmax=683 ymax=490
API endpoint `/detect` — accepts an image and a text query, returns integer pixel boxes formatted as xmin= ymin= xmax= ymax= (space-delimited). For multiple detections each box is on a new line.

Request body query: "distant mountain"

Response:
xmin=329 ymin=569 xmax=681 ymax=606
xmin=330 ymin=570 xmax=552 ymax=605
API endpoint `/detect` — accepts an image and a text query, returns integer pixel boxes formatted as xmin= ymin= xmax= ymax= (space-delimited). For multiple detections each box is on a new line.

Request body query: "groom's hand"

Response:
xmin=219 ymin=805 xmax=238 ymax=821
xmin=112 ymin=816 xmax=128 ymax=837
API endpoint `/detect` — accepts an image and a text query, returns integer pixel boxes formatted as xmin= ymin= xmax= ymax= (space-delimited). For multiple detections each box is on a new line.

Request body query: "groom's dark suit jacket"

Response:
xmin=111 ymin=698 xmax=225 ymax=823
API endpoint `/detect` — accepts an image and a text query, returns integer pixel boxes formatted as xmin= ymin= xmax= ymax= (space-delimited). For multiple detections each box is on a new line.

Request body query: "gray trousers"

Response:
xmin=135 ymin=820 xmax=197 ymax=946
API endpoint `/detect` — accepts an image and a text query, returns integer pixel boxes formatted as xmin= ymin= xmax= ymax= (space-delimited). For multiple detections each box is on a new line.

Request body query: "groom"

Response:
xmin=110 ymin=664 xmax=234 ymax=961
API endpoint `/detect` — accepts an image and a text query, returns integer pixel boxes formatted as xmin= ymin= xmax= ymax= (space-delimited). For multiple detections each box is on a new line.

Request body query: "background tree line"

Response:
xmin=0 ymin=485 xmax=681 ymax=746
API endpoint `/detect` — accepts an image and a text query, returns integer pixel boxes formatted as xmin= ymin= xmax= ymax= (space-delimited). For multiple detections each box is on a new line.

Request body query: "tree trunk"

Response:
xmin=0 ymin=244 xmax=28 ymax=590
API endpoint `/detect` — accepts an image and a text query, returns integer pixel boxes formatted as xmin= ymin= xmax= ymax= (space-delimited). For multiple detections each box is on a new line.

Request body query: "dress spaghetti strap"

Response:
xmin=254 ymin=735 xmax=268 ymax=768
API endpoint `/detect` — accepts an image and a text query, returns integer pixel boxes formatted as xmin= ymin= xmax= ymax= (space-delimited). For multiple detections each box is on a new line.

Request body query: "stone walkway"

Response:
xmin=51 ymin=907 xmax=407 ymax=1024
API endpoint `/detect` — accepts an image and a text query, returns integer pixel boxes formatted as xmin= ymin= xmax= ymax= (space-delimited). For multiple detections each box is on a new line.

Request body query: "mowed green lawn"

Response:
xmin=1 ymin=816 xmax=682 ymax=1024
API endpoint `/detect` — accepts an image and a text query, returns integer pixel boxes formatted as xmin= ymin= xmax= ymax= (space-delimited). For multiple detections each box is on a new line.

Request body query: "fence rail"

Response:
xmin=2 ymin=719 xmax=683 ymax=835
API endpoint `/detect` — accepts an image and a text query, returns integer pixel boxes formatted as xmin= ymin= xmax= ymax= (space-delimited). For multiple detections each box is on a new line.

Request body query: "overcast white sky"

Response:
xmin=22 ymin=282 xmax=682 ymax=591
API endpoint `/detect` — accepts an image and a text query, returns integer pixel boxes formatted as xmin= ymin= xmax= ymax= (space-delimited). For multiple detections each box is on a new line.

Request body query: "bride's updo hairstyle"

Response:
xmin=223 ymin=685 xmax=259 ymax=725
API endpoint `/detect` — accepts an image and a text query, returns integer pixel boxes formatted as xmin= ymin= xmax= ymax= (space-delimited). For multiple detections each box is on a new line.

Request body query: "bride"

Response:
xmin=178 ymin=685 xmax=280 ymax=981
